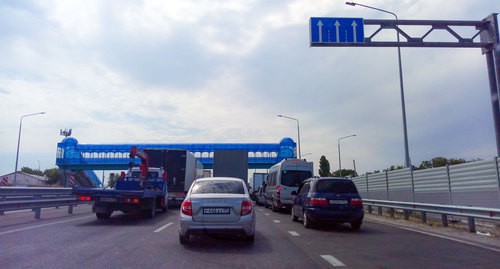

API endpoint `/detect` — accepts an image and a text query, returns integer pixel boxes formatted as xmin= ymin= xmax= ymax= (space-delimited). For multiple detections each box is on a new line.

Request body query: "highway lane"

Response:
xmin=1 ymin=204 xmax=499 ymax=268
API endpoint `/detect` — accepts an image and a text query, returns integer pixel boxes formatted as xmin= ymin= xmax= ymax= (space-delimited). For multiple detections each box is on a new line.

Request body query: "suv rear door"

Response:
xmin=314 ymin=179 xmax=360 ymax=210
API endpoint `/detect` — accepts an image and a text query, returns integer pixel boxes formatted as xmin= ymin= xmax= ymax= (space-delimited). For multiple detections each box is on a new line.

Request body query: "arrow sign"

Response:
xmin=310 ymin=17 xmax=364 ymax=45
xmin=317 ymin=20 xmax=323 ymax=42
xmin=335 ymin=20 xmax=340 ymax=42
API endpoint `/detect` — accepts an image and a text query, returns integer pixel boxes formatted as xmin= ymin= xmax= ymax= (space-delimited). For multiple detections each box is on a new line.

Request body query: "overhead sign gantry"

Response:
xmin=310 ymin=14 xmax=500 ymax=157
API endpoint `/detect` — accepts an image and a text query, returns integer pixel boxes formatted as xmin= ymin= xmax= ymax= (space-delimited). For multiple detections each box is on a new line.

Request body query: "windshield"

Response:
xmin=191 ymin=180 xmax=245 ymax=194
xmin=315 ymin=180 xmax=358 ymax=194
xmin=280 ymin=170 xmax=312 ymax=187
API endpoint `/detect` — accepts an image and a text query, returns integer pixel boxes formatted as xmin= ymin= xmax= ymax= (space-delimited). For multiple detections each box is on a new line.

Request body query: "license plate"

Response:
xmin=330 ymin=200 xmax=348 ymax=205
xmin=203 ymin=207 xmax=230 ymax=214
xmin=100 ymin=197 xmax=117 ymax=202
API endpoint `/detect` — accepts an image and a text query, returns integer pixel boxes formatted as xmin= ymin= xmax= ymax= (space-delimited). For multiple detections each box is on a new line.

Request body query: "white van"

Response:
xmin=264 ymin=159 xmax=313 ymax=211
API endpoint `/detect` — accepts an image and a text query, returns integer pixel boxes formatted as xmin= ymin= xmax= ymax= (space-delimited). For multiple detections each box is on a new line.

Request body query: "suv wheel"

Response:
xmin=245 ymin=235 xmax=255 ymax=243
xmin=303 ymin=211 xmax=312 ymax=228
xmin=351 ymin=221 xmax=362 ymax=231
xmin=291 ymin=207 xmax=298 ymax=222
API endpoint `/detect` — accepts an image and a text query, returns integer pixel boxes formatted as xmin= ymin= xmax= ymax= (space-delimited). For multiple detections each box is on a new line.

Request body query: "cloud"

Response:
xmin=0 ymin=0 xmax=497 ymax=176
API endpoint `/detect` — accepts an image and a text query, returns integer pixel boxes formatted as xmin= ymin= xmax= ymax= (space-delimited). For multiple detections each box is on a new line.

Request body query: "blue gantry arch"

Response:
xmin=56 ymin=137 xmax=297 ymax=174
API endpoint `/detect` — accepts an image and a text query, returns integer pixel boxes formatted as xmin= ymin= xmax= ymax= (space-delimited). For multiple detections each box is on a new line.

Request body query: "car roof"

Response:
xmin=194 ymin=177 xmax=245 ymax=182
xmin=304 ymin=177 xmax=353 ymax=183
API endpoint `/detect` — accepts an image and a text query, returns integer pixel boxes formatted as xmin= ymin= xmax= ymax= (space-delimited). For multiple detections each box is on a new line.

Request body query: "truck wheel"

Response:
xmin=96 ymin=212 xmax=111 ymax=219
xmin=161 ymin=198 xmax=168 ymax=213
xmin=148 ymin=200 xmax=156 ymax=218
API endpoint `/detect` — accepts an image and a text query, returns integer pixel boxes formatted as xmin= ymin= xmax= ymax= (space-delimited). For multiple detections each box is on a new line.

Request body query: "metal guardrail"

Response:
xmin=364 ymin=199 xmax=500 ymax=232
xmin=0 ymin=187 xmax=88 ymax=219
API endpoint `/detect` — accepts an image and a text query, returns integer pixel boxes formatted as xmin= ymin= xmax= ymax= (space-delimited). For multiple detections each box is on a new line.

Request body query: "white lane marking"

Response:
xmin=273 ymin=220 xmax=280 ymax=223
xmin=368 ymin=218 xmax=500 ymax=254
xmin=321 ymin=255 xmax=346 ymax=267
xmin=264 ymin=213 xmax=270 ymax=216
xmin=154 ymin=222 xmax=173 ymax=233
xmin=288 ymin=231 xmax=300 ymax=236
xmin=0 ymin=215 xmax=95 ymax=236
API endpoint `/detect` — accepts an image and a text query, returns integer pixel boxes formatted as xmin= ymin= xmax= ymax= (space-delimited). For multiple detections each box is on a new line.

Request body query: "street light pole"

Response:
xmin=338 ymin=134 xmax=356 ymax=177
xmin=14 ymin=112 xmax=46 ymax=185
xmin=277 ymin=114 xmax=301 ymax=159
xmin=346 ymin=2 xmax=411 ymax=168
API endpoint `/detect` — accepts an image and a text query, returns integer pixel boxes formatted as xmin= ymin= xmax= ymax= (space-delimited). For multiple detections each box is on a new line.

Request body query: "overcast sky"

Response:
xmin=1 ymin=0 xmax=498 ymax=177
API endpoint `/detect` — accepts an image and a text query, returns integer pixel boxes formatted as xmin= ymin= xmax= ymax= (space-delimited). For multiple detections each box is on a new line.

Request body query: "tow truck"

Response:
xmin=72 ymin=147 xmax=168 ymax=219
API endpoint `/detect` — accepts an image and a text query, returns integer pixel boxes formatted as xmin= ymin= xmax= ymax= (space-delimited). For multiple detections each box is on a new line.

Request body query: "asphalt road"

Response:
xmin=1 ymin=204 xmax=499 ymax=269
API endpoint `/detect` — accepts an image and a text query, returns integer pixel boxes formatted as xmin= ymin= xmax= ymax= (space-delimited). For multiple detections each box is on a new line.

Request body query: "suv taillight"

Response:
xmin=310 ymin=197 xmax=328 ymax=206
xmin=77 ymin=195 xmax=91 ymax=201
xmin=350 ymin=198 xmax=363 ymax=207
xmin=241 ymin=200 xmax=252 ymax=216
xmin=181 ymin=200 xmax=192 ymax=216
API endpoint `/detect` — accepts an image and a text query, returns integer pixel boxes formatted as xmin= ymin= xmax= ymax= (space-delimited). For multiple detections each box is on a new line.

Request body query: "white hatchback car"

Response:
xmin=179 ymin=177 xmax=256 ymax=244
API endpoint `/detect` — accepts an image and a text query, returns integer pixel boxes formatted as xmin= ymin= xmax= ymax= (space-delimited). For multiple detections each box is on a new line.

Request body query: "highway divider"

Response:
xmin=0 ymin=187 xmax=90 ymax=219
xmin=364 ymin=199 xmax=500 ymax=232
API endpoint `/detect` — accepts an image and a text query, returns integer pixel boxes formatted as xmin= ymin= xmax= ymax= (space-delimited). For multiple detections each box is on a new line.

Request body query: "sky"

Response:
xmin=0 ymin=0 xmax=498 ymax=178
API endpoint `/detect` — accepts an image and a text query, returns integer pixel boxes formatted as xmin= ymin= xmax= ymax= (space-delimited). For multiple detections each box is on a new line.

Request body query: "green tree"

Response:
xmin=385 ymin=165 xmax=405 ymax=171
xmin=21 ymin=166 xmax=43 ymax=176
xmin=431 ymin=157 xmax=449 ymax=167
xmin=20 ymin=166 xmax=63 ymax=185
xmin=449 ymin=158 xmax=466 ymax=165
xmin=332 ymin=169 xmax=357 ymax=178
xmin=44 ymin=168 xmax=61 ymax=185
xmin=318 ymin=155 xmax=332 ymax=177
xmin=416 ymin=157 xmax=468 ymax=170
xmin=418 ymin=160 xmax=433 ymax=170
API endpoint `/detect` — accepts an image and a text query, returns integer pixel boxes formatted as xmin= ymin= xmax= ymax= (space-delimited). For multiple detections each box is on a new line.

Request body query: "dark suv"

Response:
xmin=291 ymin=177 xmax=364 ymax=230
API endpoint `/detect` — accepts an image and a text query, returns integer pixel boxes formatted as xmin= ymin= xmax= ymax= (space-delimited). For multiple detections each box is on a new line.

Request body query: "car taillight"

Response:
xmin=310 ymin=197 xmax=328 ymax=206
xmin=350 ymin=198 xmax=363 ymax=207
xmin=77 ymin=195 xmax=91 ymax=201
xmin=181 ymin=200 xmax=192 ymax=216
xmin=241 ymin=200 xmax=252 ymax=216
xmin=276 ymin=186 xmax=281 ymax=200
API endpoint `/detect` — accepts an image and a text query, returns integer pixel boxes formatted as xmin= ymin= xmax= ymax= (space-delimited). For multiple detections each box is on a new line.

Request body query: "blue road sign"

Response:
xmin=310 ymin=17 xmax=364 ymax=45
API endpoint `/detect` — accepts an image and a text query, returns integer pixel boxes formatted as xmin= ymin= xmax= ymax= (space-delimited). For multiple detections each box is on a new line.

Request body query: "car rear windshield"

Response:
xmin=315 ymin=180 xmax=358 ymax=194
xmin=281 ymin=170 xmax=312 ymax=187
xmin=191 ymin=180 xmax=245 ymax=194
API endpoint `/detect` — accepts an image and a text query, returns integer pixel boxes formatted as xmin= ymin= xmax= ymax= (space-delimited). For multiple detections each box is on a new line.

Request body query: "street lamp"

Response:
xmin=346 ymin=2 xmax=411 ymax=168
xmin=338 ymin=134 xmax=356 ymax=177
xmin=14 ymin=112 xmax=46 ymax=185
xmin=277 ymin=114 xmax=301 ymax=159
